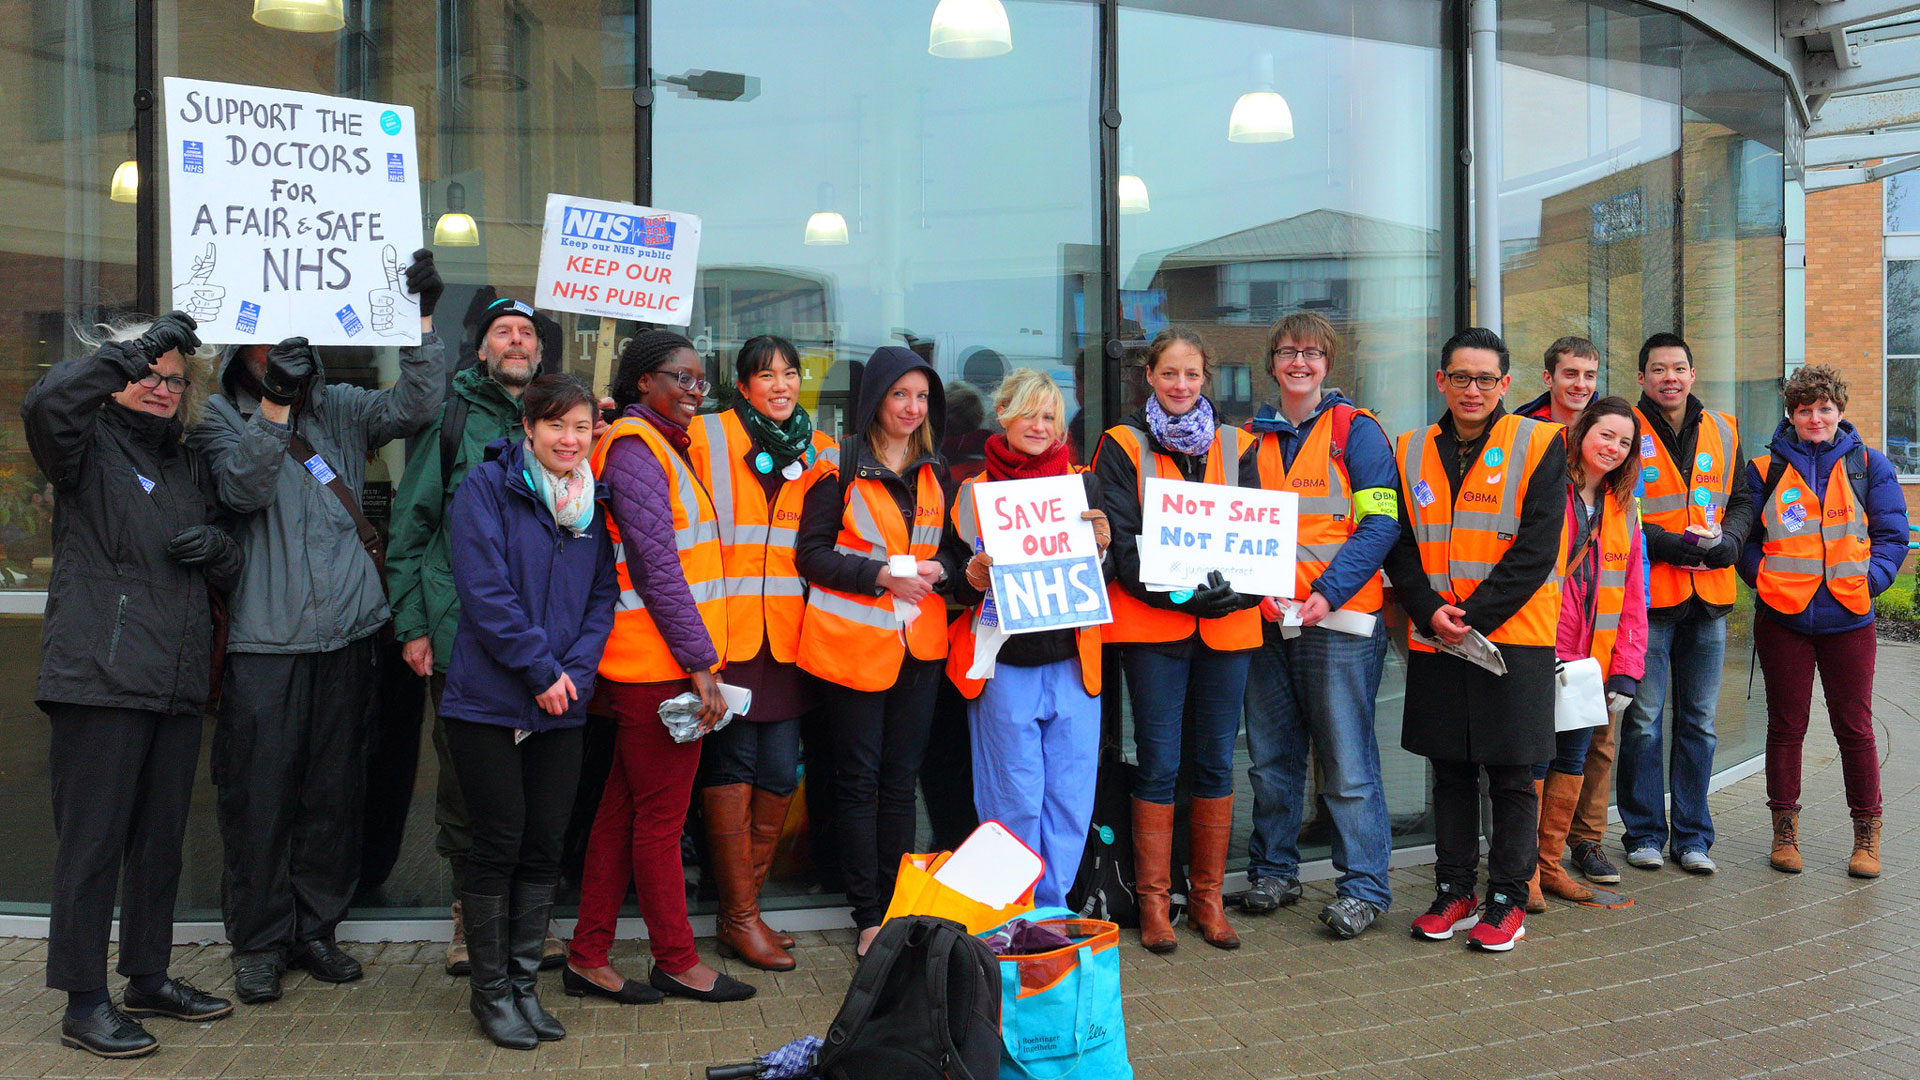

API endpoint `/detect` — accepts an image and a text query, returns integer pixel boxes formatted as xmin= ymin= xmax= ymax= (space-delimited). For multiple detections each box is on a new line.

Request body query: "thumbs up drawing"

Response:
xmin=368 ymin=243 xmax=418 ymax=337
xmin=174 ymin=243 xmax=226 ymax=323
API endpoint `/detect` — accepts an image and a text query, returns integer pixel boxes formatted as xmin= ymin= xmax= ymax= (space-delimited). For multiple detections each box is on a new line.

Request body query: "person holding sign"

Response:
xmin=946 ymin=369 xmax=1112 ymax=910
xmin=1531 ymin=398 xmax=1647 ymax=910
xmin=1092 ymin=327 xmax=1262 ymax=954
xmin=687 ymin=335 xmax=839 ymax=972
xmin=1739 ymin=366 xmax=1906 ymax=879
xmin=189 ymin=249 xmax=446 ymax=1005
xmin=1238 ymin=312 xmax=1400 ymax=940
xmin=796 ymin=346 xmax=964 ymax=956
xmin=1384 ymin=327 xmax=1566 ymax=954
xmin=569 ymin=331 xmax=753 ymax=1005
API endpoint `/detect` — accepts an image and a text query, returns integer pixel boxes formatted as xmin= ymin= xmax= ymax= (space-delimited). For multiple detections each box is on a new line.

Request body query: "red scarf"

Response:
xmin=983 ymin=433 xmax=1072 ymax=481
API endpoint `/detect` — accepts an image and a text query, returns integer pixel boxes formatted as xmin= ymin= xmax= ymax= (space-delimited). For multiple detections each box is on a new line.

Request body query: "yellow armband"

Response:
xmin=1351 ymin=486 xmax=1398 ymax=522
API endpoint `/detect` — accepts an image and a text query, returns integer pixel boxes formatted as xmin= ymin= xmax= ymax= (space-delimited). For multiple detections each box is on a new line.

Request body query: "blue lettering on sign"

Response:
xmin=183 ymin=140 xmax=204 ymax=174
xmin=303 ymin=455 xmax=338 ymax=486
xmin=386 ymin=152 xmax=406 ymax=182
xmin=236 ymin=300 xmax=261 ymax=335
xmin=335 ymin=304 xmax=364 ymax=337
xmin=1482 ymin=447 xmax=1505 ymax=468
xmin=559 ymin=206 xmax=676 ymax=250
xmin=989 ymin=556 xmax=1110 ymax=632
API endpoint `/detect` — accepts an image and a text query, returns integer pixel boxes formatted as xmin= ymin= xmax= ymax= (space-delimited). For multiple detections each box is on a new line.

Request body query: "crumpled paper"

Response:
xmin=657 ymin=692 xmax=735 ymax=744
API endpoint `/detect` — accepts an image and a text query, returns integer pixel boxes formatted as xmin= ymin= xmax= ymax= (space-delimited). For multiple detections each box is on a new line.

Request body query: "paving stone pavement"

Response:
xmin=7 ymin=642 xmax=1920 ymax=1079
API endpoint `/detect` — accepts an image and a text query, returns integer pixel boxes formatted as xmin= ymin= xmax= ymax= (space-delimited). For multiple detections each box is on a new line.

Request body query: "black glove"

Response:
xmin=1699 ymin=536 xmax=1737 ymax=570
xmin=165 ymin=524 xmax=232 ymax=566
xmin=135 ymin=311 xmax=200 ymax=361
xmin=261 ymin=337 xmax=317 ymax=405
xmin=1184 ymin=571 xmax=1241 ymax=620
xmin=405 ymin=249 xmax=443 ymax=318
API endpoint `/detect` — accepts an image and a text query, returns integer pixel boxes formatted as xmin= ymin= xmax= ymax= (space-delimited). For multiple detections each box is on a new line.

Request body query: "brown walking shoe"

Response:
xmin=1769 ymin=808 xmax=1801 ymax=873
xmin=1849 ymin=816 xmax=1882 ymax=879
xmin=445 ymin=900 xmax=470 ymax=977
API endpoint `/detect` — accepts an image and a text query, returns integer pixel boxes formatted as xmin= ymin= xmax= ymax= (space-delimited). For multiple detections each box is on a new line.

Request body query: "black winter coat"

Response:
xmin=23 ymin=341 xmax=242 ymax=716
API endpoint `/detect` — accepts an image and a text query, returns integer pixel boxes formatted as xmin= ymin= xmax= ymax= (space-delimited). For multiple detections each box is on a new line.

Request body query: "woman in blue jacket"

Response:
xmin=442 ymin=373 xmax=619 ymax=1050
xmin=1738 ymin=364 xmax=1908 ymax=881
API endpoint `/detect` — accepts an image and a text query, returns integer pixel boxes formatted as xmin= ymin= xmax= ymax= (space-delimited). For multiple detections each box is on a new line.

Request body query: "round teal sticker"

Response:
xmin=1098 ymin=825 xmax=1115 ymax=845
xmin=1782 ymin=487 xmax=1802 ymax=503
xmin=379 ymin=110 xmax=402 ymax=136
xmin=1695 ymin=452 xmax=1713 ymax=471
xmin=1691 ymin=487 xmax=1712 ymax=506
xmin=1170 ymin=589 xmax=1194 ymax=605
xmin=1640 ymin=466 xmax=1659 ymax=483
xmin=1482 ymin=447 xmax=1505 ymax=468
xmin=754 ymin=451 xmax=773 ymax=474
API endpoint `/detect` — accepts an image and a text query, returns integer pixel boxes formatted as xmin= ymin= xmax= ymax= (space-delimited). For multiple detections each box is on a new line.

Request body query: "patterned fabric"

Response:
xmin=1144 ymin=393 xmax=1216 ymax=456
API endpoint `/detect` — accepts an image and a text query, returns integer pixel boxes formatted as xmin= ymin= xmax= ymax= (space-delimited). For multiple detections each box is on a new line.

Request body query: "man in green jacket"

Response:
xmin=385 ymin=298 xmax=540 ymax=974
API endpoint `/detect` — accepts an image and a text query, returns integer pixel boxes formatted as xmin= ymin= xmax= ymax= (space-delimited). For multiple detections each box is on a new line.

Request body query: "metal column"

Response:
xmin=1469 ymin=0 xmax=1500 ymax=333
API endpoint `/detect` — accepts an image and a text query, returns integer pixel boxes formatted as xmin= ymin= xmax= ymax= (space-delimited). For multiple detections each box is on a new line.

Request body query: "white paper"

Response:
xmin=1138 ymin=477 xmax=1297 ymax=598
xmin=1409 ymin=627 xmax=1508 ymax=675
xmin=163 ymin=78 xmax=423 ymax=346
xmin=534 ymin=193 xmax=701 ymax=326
xmin=932 ymin=821 xmax=1044 ymax=909
xmin=1281 ymin=609 xmax=1378 ymax=640
xmin=1554 ymin=657 xmax=1608 ymax=732
xmin=716 ymin=681 xmax=752 ymax=717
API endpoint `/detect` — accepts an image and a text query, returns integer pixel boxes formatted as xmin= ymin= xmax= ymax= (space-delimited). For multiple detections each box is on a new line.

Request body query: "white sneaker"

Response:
xmin=1626 ymin=846 xmax=1664 ymax=870
xmin=1677 ymin=850 xmax=1717 ymax=874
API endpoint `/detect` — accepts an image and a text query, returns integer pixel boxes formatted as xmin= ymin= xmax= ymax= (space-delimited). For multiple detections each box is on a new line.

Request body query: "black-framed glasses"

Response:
xmin=653 ymin=370 xmax=711 ymax=395
xmin=1442 ymin=372 xmax=1504 ymax=391
xmin=136 ymin=372 xmax=189 ymax=394
xmin=1272 ymin=347 xmax=1326 ymax=361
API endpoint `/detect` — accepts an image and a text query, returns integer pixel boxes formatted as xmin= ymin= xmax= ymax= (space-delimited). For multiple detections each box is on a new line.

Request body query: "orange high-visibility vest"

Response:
xmin=1095 ymin=424 xmax=1260 ymax=651
xmin=943 ymin=473 xmax=1103 ymax=699
xmin=589 ymin=416 xmax=727 ymax=683
xmin=1396 ymin=413 xmax=1565 ymax=649
xmin=1572 ymin=492 xmax=1638 ymax=676
xmin=1752 ymin=453 xmax=1873 ymax=615
xmin=688 ymin=410 xmax=840 ymax=664
xmin=1252 ymin=406 xmax=1386 ymax=614
xmin=1634 ymin=406 xmax=1739 ymax=608
xmin=796 ymin=464 xmax=948 ymax=692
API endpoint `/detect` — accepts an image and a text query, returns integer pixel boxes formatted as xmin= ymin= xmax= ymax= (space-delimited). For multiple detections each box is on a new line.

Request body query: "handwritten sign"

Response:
xmin=163 ymin=78 xmax=423 ymax=346
xmin=1138 ymin=477 xmax=1297 ymax=598
xmin=534 ymin=193 xmax=701 ymax=326
xmin=975 ymin=475 xmax=1110 ymax=633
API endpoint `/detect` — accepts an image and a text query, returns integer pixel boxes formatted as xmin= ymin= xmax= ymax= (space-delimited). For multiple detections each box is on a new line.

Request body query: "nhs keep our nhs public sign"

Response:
xmin=534 ymin=193 xmax=701 ymax=326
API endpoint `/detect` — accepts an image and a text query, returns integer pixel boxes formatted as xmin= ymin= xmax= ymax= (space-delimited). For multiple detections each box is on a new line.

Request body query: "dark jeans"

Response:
xmin=1532 ymin=726 xmax=1597 ymax=780
xmin=1122 ymin=645 xmax=1252 ymax=804
xmin=1431 ymin=758 xmax=1538 ymax=903
xmin=44 ymin=705 xmax=200 ymax=992
xmin=1619 ymin=613 xmax=1725 ymax=855
xmin=1757 ymin=619 xmax=1882 ymax=819
xmin=215 ymin=640 xmax=377 ymax=967
xmin=700 ymin=717 xmax=801 ymax=795
xmin=829 ymin=658 xmax=943 ymax=928
xmin=427 ymin=674 xmax=473 ymax=894
xmin=442 ymin=719 xmax=584 ymax=896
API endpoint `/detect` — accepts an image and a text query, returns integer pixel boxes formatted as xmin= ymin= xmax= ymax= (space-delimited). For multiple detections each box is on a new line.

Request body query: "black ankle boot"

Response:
xmin=508 ymin=882 xmax=564 ymax=1041
xmin=462 ymin=892 xmax=538 ymax=1050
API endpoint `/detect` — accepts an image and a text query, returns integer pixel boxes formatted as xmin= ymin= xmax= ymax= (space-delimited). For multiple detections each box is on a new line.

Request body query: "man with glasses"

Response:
xmin=1386 ymin=327 xmax=1566 ymax=953
xmin=189 ymin=250 xmax=447 ymax=1005
xmin=1238 ymin=311 xmax=1400 ymax=939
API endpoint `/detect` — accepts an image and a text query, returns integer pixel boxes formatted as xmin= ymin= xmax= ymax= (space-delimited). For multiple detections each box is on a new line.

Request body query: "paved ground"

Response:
xmin=5 ymin=643 xmax=1920 ymax=1079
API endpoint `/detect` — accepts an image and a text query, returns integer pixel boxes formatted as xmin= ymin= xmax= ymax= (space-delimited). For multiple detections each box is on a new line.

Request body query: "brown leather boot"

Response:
xmin=748 ymin=788 xmax=797 ymax=951
xmin=1770 ymin=808 xmax=1802 ymax=873
xmin=1186 ymin=795 xmax=1240 ymax=950
xmin=704 ymin=784 xmax=794 ymax=971
xmin=1131 ymin=799 xmax=1177 ymax=953
xmin=1526 ymin=779 xmax=1548 ymax=913
xmin=1849 ymin=816 xmax=1882 ymax=879
xmin=1538 ymin=772 xmax=1596 ymax=902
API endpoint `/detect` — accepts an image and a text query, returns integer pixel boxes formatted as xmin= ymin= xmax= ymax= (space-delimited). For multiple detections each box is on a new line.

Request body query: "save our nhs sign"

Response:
xmin=977 ymin=475 xmax=1112 ymax=634
xmin=535 ymin=192 xmax=701 ymax=325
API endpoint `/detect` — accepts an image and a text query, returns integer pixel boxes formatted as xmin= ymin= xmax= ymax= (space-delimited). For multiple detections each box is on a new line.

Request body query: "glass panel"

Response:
xmin=1889 ymin=260 xmax=1920 ymax=357
xmin=1889 ymin=172 xmax=1920 ymax=235
xmin=1888 ymin=355 xmax=1920 ymax=476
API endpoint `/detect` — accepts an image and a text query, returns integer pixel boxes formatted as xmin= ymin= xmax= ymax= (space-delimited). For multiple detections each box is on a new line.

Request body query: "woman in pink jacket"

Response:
xmin=1532 ymin=397 xmax=1647 ymax=910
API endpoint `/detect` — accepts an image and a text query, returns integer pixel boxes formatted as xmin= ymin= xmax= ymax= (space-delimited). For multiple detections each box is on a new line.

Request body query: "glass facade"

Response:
xmin=1886 ymin=173 xmax=1920 ymax=476
xmin=0 ymin=0 xmax=1788 ymax=923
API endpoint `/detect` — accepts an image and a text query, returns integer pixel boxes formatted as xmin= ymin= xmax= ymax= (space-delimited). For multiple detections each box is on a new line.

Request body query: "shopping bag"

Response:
xmin=985 ymin=909 xmax=1133 ymax=1080
xmin=1553 ymin=657 xmax=1608 ymax=732
xmin=885 ymin=851 xmax=1036 ymax=934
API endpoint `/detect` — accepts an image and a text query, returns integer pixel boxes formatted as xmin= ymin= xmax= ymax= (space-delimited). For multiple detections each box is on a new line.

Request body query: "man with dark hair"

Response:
xmin=1516 ymin=336 xmax=1600 ymax=427
xmin=1386 ymin=326 xmax=1566 ymax=953
xmin=1616 ymin=332 xmax=1752 ymax=875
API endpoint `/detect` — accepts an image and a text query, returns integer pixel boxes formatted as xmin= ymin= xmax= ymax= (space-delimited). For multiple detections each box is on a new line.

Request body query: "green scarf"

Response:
xmin=736 ymin=402 xmax=817 ymax=471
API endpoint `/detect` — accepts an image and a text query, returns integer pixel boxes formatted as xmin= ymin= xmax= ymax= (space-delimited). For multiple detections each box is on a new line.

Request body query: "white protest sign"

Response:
xmin=535 ymin=193 xmax=701 ymax=326
xmin=1138 ymin=477 xmax=1298 ymax=598
xmin=975 ymin=475 xmax=1111 ymax=633
xmin=163 ymin=78 xmax=424 ymax=346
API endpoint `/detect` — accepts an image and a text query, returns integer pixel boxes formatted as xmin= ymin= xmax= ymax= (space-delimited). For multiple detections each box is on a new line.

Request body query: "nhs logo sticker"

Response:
xmin=1781 ymin=503 xmax=1808 ymax=532
xmin=182 ymin=140 xmax=205 ymax=174
xmin=236 ymin=300 xmax=261 ymax=335
xmin=386 ymin=153 xmax=406 ymax=182
xmin=335 ymin=304 xmax=364 ymax=337
xmin=135 ymin=474 xmax=155 ymax=495
xmin=1640 ymin=434 xmax=1656 ymax=459
xmin=558 ymin=207 xmax=676 ymax=250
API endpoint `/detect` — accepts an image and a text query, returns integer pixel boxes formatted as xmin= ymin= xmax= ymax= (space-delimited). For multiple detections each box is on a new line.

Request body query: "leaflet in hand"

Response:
xmin=1408 ymin=626 xmax=1508 ymax=675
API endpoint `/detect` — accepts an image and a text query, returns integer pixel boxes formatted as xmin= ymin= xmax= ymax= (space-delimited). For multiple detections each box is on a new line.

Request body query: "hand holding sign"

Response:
xmin=367 ymin=244 xmax=419 ymax=338
xmin=174 ymin=243 xmax=226 ymax=323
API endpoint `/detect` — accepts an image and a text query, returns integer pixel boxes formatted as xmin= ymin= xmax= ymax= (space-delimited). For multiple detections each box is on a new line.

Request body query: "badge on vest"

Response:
xmin=136 ymin=473 xmax=155 ymax=495
xmin=1640 ymin=434 xmax=1656 ymax=459
xmin=303 ymin=455 xmax=338 ymax=485
xmin=1695 ymin=452 xmax=1713 ymax=471
xmin=782 ymin=460 xmax=804 ymax=481
xmin=1412 ymin=479 xmax=1435 ymax=508
xmin=1482 ymin=447 xmax=1505 ymax=468
xmin=1781 ymin=487 xmax=1802 ymax=503
xmin=1781 ymin=503 xmax=1808 ymax=533
xmin=1690 ymin=486 xmax=1711 ymax=506
xmin=754 ymin=451 xmax=774 ymax=474
xmin=1640 ymin=466 xmax=1658 ymax=483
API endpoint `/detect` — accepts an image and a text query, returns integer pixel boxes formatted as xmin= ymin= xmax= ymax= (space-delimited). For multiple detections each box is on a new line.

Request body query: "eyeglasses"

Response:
xmin=137 ymin=372 xmax=189 ymax=394
xmin=1272 ymin=347 xmax=1326 ymax=362
xmin=652 ymin=370 xmax=711 ymax=395
xmin=1442 ymin=372 xmax=1504 ymax=391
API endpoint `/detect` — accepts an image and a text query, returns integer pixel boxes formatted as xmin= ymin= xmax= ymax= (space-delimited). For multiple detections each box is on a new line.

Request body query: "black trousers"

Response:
xmin=214 ymin=639 xmax=376 ymax=966
xmin=828 ymin=658 xmax=942 ymax=928
xmin=1431 ymin=758 xmax=1539 ymax=902
xmin=442 ymin=718 xmax=583 ymax=896
xmin=700 ymin=716 xmax=801 ymax=795
xmin=45 ymin=705 xmax=200 ymax=992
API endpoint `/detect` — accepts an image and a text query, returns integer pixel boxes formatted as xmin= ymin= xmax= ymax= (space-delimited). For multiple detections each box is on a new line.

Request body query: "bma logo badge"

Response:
xmin=1482 ymin=447 xmax=1505 ymax=468
xmin=1695 ymin=452 xmax=1713 ymax=471
xmin=1691 ymin=487 xmax=1712 ymax=506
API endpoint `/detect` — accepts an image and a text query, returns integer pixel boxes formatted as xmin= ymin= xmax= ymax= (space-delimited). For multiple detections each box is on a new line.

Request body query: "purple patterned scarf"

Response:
xmin=1145 ymin=393 xmax=1216 ymax=456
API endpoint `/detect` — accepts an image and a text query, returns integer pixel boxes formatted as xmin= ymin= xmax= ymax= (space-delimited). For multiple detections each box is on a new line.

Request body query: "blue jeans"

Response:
xmin=1532 ymin=726 xmax=1596 ymax=780
xmin=1242 ymin=621 xmax=1392 ymax=909
xmin=1122 ymin=645 xmax=1251 ymax=804
xmin=1617 ymin=613 xmax=1725 ymax=855
xmin=969 ymin=659 xmax=1101 ymax=909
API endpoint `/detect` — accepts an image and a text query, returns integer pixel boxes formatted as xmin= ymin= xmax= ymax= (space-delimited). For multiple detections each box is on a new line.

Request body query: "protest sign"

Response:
xmin=1138 ymin=477 xmax=1298 ymax=598
xmin=163 ymin=78 xmax=423 ymax=346
xmin=975 ymin=475 xmax=1110 ymax=633
xmin=534 ymin=193 xmax=701 ymax=326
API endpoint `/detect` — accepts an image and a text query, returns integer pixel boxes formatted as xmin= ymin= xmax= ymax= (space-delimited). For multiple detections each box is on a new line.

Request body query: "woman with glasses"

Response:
xmin=567 ymin=330 xmax=755 ymax=1005
xmin=25 ymin=312 xmax=242 ymax=1058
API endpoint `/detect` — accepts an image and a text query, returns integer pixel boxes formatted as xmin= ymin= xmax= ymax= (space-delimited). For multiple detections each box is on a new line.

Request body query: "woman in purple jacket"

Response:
xmin=442 ymin=373 xmax=618 ymax=1050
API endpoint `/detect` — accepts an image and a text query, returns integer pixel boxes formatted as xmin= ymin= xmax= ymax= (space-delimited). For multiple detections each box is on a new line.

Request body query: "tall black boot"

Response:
xmin=508 ymin=882 xmax=564 ymax=1041
xmin=463 ymin=892 xmax=538 ymax=1050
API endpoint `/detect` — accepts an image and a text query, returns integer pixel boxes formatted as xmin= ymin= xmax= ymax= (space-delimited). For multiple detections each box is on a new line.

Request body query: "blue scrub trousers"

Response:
xmin=968 ymin=658 xmax=1101 ymax=909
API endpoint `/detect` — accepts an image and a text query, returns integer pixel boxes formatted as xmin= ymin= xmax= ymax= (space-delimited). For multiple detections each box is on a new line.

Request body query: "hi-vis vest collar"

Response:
xmin=1637 ymin=408 xmax=1736 ymax=521
xmin=1403 ymin=415 xmax=1544 ymax=595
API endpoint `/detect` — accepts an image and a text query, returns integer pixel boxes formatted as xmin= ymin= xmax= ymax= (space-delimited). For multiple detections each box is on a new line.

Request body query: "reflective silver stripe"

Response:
xmin=1828 ymin=559 xmax=1871 ymax=580
xmin=1404 ymin=429 xmax=1447 ymax=594
xmin=726 ymin=574 xmax=805 ymax=598
xmin=955 ymin=482 xmax=979 ymax=547
xmin=1640 ymin=492 xmax=1688 ymax=514
xmin=1412 ymin=523 xmax=1450 ymax=543
xmin=820 ymin=445 xmax=841 ymax=467
xmin=1449 ymin=559 xmax=1501 ymax=579
xmin=697 ymin=414 xmax=736 ymax=549
xmin=1700 ymin=412 xmax=1734 ymax=510
xmin=1594 ymin=611 xmax=1621 ymax=632
xmin=1451 ymin=510 xmax=1508 ymax=532
xmin=1216 ymin=426 xmax=1244 ymax=488
xmin=616 ymin=589 xmax=646 ymax=612
xmin=807 ymin=586 xmax=900 ymax=629
xmin=837 ymin=541 xmax=888 ymax=560
xmin=845 ymin=493 xmax=892 ymax=558
xmin=1123 ymin=427 xmax=1158 ymax=505
xmin=729 ymin=523 xmax=772 ymax=546
xmin=610 ymin=561 xmax=724 ymax=608
xmin=1426 ymin=572 xmax=1451 ymax=593
xmin=1297 ymin=495 xmax=1349 ymax=516
xmin=910 ymin=525 xmax=943 ymax=548
xmin=1481 ymin=416 xmax=1535 ymax=536
xmin=1762 ymin=554 xmax=1823 ymax=574
xmin=766 ymin=526 xmax=799 ymax=546
xmin=1598 ymin=569 xmax=1629 ymax=587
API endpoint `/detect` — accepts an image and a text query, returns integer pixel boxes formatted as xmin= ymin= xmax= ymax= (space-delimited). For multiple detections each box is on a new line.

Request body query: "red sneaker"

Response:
xmin=1467 ymin=892 xmax=1526 ymax=952
xmin=1410 ymin=885 xmax=1478 ymax=941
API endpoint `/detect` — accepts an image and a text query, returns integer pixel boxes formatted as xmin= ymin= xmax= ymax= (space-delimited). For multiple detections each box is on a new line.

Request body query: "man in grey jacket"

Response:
xmin=188 ymin=250 xmax=446 ymax=1005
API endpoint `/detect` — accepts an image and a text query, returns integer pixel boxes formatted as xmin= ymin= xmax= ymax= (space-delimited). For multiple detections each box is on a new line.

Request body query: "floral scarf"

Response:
xmin=1145 ymin=393 xmax=1217 ymax=456
xmin=522 ymin=441 xmax=596 ymax=536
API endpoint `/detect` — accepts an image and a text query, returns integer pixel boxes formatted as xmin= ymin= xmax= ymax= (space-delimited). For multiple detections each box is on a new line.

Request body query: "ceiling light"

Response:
xmin=1229 ymin=53 xmax=1294 ymax=144
xmin=434 ymin=182 xmax=480 ymax=247
xmin=110 ymin=160 xmax=138 ymax=204
xmin=252 ymin=0 xmax=345 ymax=33
xmin=929 ymin=0 xmax=1012 ymax=59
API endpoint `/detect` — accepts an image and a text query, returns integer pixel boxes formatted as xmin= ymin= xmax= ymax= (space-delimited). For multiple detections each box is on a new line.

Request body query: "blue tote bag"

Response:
xmin=985 ymin=908 xmax=1133 ymax=1080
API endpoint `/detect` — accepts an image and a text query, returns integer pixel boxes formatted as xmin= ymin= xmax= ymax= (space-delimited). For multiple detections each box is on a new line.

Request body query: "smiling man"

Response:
xmin=1517 ymin=336 xmax=1600 ymax=427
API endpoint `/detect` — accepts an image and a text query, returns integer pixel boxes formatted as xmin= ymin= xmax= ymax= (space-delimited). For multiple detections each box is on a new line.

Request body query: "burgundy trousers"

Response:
xmin=1755 ymin=618 xmax=1882 ymax=820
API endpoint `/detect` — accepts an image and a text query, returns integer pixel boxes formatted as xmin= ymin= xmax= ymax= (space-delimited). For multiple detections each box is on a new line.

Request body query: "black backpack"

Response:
xmin=815 ymin=916 xmax=1001 ymax=1080
xmin=1068 ymin=749 xmax=1138 ymax=927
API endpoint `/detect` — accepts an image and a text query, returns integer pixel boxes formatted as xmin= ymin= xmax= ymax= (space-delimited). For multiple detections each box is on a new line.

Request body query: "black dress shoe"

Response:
xmin=233 ymin=965 xmax=282 ymax=1005
xmin=561 ymin=965 xmax=663 ymax=1004
xmin=291 ymin=939 xmax=363 ymax=983
xmin=648 ymin=965 xmax=756 ymax=1003
xmin=122 ymin=977 xmax=234 ymax=1022
xmin=60 ymin=1002 xmax=158 ymax=1059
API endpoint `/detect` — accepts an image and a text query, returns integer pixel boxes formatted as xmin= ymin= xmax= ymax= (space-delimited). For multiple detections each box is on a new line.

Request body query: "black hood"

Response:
xmin=853 ymin=345 xmax=945 ymax=447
